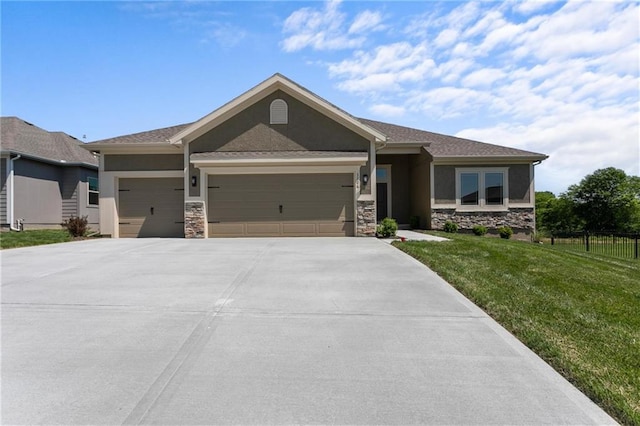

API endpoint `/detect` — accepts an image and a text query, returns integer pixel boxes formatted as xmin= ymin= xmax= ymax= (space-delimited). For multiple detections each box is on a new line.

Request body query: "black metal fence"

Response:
xmin=551 ymin=231 xmax=640 ymax=260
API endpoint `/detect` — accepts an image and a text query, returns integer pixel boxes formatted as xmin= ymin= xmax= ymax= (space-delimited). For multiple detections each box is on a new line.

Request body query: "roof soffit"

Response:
xmin=169 ymin=74 xmax=387 ymax=145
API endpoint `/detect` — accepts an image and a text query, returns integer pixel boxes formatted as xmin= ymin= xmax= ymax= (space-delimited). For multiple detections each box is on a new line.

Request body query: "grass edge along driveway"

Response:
xmin=394 ymin=233 xmax=639 ymax=426
xmin=0 ymin=229 xmax=72 ymax=249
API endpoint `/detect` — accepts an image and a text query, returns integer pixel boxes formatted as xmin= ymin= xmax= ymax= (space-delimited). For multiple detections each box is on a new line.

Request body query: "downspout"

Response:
xmin=8 ymin=155 xmax=23 ymax=231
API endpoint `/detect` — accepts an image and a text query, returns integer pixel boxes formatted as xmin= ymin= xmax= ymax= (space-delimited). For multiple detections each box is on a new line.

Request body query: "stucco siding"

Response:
xmin=189 ymin=90 xmax=371 ymax=198
xmin=508 ymin=164 xmax=531 ymax=204
xmin=409 ymin=150 xmax=431 ymax=228
xmin=376 ymin=155 xmax=411 ymax=224
xmin=104 ymin=154 xmax=183 ymax=171
xmin=13 ymin=158 xmax=63 ymax=227
xmin=434 ymin=163 xmax=532 ymax=205
xmin=433 ymin=165 xmax=456 ymax=204
xmin=1 ymin=158 xmax=7 ymax=224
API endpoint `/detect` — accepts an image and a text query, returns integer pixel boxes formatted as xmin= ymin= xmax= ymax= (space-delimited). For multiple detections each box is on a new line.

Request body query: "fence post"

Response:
xmin=635 ymin=235 xmax=638 ymax=259
xmin=585 ymin=231 xmax=590 ymax=252
xmin=551 ymin=236 xmax=555 ymax=245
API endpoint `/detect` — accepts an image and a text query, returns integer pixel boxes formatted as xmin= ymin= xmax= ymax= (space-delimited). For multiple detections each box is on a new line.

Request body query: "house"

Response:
xmin=85 ymin=74 xmax=547 ymax=239
xmin=1 ymin=117 xmax=99 ymax=231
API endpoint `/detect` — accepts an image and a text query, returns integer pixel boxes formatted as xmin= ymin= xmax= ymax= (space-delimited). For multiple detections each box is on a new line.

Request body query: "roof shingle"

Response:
xmin=1 ymin=117 xmax=98 ymax=167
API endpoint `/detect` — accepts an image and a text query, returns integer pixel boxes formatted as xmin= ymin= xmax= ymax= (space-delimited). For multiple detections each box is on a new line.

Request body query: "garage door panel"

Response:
xmin=119 ymin=178 xmax=184 ymax=238
xmin=208 ymin=173 xmax=354 ymax=237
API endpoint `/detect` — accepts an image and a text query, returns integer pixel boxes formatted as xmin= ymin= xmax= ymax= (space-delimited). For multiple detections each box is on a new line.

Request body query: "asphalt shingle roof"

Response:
xmin=88 ymin=117 xmax=546 ymax=160
xmin=1 ymin=117 xmax=98 ymax=167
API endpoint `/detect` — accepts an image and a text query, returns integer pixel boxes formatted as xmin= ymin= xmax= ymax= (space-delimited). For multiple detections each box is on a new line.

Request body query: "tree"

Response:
xmin=565 ymin=167 xmax=640 ymax=232
xmin=536 ymin=191 xmax=584 ymax=234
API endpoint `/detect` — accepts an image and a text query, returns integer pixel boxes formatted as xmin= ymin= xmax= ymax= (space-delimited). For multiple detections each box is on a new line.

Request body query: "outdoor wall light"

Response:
xmin=362 ymin=174 xmax=369 ymax=185
xmin=191 ymin=176 xmax=197 ymax=187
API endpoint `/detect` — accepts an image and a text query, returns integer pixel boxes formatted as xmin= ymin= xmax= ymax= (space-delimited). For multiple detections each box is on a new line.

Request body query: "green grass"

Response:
xmin=0 ymin=229 xmax=72 ymax=249
xmin=394 ymin=233 xmax=640 ymax=425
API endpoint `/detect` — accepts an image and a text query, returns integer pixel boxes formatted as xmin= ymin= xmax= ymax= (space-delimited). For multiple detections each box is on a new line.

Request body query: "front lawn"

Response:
xmin=0 ymin=229 xmax=72 ymax=249
xmin=394 ymin=233 xmax=640 ymax=426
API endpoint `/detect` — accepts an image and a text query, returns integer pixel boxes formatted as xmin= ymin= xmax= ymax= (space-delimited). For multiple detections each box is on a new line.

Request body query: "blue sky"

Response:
xmin=2 ymin=1 xmax=638 ymax=194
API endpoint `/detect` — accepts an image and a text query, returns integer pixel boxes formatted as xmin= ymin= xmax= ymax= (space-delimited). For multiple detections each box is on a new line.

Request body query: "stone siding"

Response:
xmin=185 ymin=201 xmax=206 ymax=239
xmin=431 ymin=207 xmax=535 ymax=233
xmin=356 ymin=200 xmax=376 ymax=237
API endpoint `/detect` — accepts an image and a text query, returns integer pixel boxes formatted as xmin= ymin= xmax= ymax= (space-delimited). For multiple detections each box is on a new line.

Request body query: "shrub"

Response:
xmin=409 ymin=215 xmax=420 ymax=229
xmin=498 ymin=225 xmax=513 ymax=239
xmin=472 ymin=225 xmax=488 ymax=236
xmin=377 ymin=217 xmax=398 ymax=238
xmin=443 ymin=221 xmax=459 ymax=233
xmin=61 ymin=216 xmax=89 ymax=237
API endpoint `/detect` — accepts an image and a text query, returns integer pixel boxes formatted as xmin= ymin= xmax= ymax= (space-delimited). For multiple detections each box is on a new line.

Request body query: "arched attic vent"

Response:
xmin=270 ymin=99 xmax=288 ymax=124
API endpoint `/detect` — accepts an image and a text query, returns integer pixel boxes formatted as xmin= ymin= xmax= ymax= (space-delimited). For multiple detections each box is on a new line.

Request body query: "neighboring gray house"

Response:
xmin=86 ymin=74 xmax=547 ymax=239
xmin=1 ymin=117 xmax=99 ymax=231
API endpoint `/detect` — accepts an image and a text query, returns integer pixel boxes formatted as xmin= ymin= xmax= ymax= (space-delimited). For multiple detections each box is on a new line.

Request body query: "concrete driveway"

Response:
xmin=1 ymin=238 xmax=615 ymax=425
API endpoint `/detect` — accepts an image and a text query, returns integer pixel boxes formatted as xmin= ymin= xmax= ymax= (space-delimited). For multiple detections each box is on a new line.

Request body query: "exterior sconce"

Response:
xmin=191 ymin=176 xmax=197 ymax=187
xmin=362 ymin=174 xmax=369 ymax=185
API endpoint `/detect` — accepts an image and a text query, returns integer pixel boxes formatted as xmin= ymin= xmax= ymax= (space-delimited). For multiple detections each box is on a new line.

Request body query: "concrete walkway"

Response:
xmin=1 ymin=238 xmax=615 ymax=425
xmin=379 ymin=229 xmax=449 ymax=244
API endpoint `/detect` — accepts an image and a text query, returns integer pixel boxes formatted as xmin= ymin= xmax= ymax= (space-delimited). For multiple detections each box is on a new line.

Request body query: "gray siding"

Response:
xmin=62 ymin=168 xmax=79 ymax=220
xmin=1 ymin=158 xmax=7 ymax=224
xmin=189 ymin=89 xmax=371 ymax=197
xmin=77 ymin=168 xmax=99 ymax=229
xmin=104 ymin=154 xmax=183 ymax=171
xmin=433 ymin=164 xmax=532 ymax=205
xmin=14 ymin=158 xmax=63 ymax=227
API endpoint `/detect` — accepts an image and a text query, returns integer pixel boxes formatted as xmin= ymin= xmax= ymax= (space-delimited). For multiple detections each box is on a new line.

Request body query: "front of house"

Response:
xmin=86 ymin=74 xmax=547 ymax=239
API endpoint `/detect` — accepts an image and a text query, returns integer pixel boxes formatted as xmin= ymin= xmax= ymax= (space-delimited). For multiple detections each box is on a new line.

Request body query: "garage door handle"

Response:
xmin=279 ymin=205 xmax=283 ymax=214
xmin=150 ymin=207 xmax=154 ymax=215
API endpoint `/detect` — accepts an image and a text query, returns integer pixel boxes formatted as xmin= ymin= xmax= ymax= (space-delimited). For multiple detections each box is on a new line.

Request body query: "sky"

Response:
xmin=1 ymin=0 xmax=638 ymax=195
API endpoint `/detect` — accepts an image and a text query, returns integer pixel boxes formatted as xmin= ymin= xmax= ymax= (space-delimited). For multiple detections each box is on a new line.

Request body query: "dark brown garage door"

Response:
xmin=119 ymin=178 xmax=184 ymax=238
xmin=208 ymin=174 xmax=354 ymax=237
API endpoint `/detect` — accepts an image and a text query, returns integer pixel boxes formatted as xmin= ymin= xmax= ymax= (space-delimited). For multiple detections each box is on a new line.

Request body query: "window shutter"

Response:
xmin=270 ymin=99 xmax=288 ymax=124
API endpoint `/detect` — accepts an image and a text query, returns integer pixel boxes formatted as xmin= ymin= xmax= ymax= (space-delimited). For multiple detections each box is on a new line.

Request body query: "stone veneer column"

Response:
xmin=356 ymin=200 xmax=376 ymax=237
xmin=184 ymin=201 xmax=206 ymax=239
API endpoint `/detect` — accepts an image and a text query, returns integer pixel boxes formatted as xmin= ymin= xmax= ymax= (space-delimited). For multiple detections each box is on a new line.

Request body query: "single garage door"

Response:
xmin=208 ymin=174 xmax=354 ymax=237
xmin=119 ymin=178 xmax=184 ymax=238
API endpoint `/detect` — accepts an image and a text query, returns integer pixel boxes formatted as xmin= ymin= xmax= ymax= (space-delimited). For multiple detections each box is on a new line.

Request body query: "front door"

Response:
xmin=376 ymin=165 xmax=391 ymax=221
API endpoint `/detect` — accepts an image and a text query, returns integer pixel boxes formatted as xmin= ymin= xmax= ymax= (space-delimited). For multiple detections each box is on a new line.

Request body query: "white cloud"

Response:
xmin=461 ymin=68 xmax=506 ymax=87
xmin=281 ymin=0 xmax=385 ymax=52
xmin=349 ymin=10 xmax=384 ymax=34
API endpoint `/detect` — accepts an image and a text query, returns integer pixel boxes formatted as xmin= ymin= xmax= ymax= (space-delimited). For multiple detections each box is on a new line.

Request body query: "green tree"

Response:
xmin=565 ymin=167 xmax=640 ymax=232
xmin=535 ymin=191 xmax=556 ymax=232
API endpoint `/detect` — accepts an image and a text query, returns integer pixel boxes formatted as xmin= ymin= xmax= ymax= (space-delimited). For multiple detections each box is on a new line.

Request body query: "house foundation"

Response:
xmin=431 ymin=207 xmax=535 ymax=234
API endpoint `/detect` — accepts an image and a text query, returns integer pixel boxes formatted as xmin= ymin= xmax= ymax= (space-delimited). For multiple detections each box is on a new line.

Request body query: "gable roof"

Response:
xmin=168 ymin=73 xmax=387 ymax=145
xmin=1 ymin=117 xmax=98 ymax=167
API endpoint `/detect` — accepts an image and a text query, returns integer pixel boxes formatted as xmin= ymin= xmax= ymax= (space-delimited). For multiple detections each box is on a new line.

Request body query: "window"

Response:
xmin=270 ymin=99 xmax=288 ymax=124
xmin=456 ymin=168 xmax=508 ymax=209
xmin=88 ymin=176 xmax=99 ymax=206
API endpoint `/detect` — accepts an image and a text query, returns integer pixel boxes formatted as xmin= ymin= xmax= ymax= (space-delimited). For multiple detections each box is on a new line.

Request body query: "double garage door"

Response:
xmin=118 ymin=174 xmax=354 ymax=237
xmin=208 ymin=174 xmax=354 ymax=237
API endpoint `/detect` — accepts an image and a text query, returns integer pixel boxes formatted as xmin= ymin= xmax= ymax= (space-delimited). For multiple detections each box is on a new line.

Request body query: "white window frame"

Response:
xmin=88 ymin=176 xmax=99 ymax=206
xmin=455 ymin=167 xmax=509 ymax=211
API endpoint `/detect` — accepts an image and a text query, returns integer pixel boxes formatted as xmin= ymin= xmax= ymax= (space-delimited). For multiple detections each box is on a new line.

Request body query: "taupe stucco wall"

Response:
xmin=189 ymin=90 xmax=372 ymax=198
xmin=409 ymin=150 xmax=431 ymax=228
xmin=104 ymin=154 xmax=183 ymax=171
xmin=376 ymin=155 xmax=411 ymax=224
xmin=433 ymin=164 xmax=532 ymax=205
xmin=1 ymin=158 xmax=7 ymax=224
xmin=14 ymin=158 xmax=63 ymax=226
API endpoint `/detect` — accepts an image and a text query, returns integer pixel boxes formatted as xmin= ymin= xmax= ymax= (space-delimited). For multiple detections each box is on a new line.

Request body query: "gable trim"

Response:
xmin=169 ymin=74 xmax=387 ymax=145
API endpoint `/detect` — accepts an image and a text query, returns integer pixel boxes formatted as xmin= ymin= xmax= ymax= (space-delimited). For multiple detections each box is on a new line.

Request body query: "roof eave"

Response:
xmin=82 ymin=142 xmax=183 ymax=154
xmin=0 ymin=150 xmax=98 ymax=169
xmin=432 ymin=154 xmax=549 ymax=164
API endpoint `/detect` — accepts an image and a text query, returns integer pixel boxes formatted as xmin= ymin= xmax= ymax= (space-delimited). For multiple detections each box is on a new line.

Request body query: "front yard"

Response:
xmin=394 ymin=233 xmax=639 ymax=425
xmin=0 ymin=229 xmax=72 ymax=249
